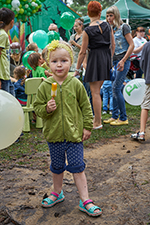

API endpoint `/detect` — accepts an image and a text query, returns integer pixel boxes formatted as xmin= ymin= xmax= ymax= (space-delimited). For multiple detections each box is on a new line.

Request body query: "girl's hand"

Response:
xmin=26 ymin=69 xmax=31 ymax=77
xmin=82 ymin=129 xmax=91 ymax=141
xmin=70 ymin=40 xmax=76 ymax=46
xmin=117 ymin=60 xmax=125 ymax=71
xmin=46 ymin=98 xmax=57 ymax=113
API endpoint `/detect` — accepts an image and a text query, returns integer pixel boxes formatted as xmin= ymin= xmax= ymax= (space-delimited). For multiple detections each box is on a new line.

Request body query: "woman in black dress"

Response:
xmin=74 ymin=1 xmax=115 ymax=129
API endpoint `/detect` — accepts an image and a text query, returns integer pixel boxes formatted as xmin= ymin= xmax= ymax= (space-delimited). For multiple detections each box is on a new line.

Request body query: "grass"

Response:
xmin=0 ymin=103 xmax=149 ymax=168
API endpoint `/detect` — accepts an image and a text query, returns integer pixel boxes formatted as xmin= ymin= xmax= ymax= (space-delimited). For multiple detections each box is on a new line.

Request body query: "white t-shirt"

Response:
xmin=133 ymin=36 xmax=147 ymax=57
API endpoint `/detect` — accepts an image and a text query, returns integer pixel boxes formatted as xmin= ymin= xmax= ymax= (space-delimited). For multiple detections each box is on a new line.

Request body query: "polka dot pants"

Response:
xmin=47 ymin=141 xmax=85 ymax=174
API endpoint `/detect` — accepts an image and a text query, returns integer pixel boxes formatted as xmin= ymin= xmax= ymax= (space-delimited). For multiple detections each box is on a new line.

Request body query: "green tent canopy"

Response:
xmin=25 ymin=0 xmax=80 ymax=42
xmin=82 ymin=0 xmax=150 ymax=29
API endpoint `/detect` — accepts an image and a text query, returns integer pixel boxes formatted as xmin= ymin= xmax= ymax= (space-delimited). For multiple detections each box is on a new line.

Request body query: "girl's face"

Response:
xmin=106 ymin=13 xmax=115 ymax=25
xmin=49 ymin=48 xmax=71 ymax=82
xmin=73 ymin=21 xmax=82 ymax=33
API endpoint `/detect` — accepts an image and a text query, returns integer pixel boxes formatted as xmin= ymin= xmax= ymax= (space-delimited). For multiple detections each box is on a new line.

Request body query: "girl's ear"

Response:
xmin=10 ymin=20 xmax=14 ymax=29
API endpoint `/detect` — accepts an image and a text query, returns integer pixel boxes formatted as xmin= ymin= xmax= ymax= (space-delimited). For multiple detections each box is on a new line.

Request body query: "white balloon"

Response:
xmin=31 ymin=2 xmax=37 ymax=6
xmin=29 ymin=32 xmax=35 ymax=44
xmin=123 ymin=78 xmax=146 ymax=106
xmin=0 ymin=90 xmax=24 ymax=150
xmin=25 ymin=4 xmax=29 ymax=8
xmin=16 ymin=8 xmax=20 ymax=12
xmin=11 ymin=0 xmax=20 ymax=8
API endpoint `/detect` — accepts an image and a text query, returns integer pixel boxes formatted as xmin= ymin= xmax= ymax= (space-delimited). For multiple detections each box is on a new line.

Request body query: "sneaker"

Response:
xmin=110 ymin=119 xmax=128 ymax=126
xmin=103 ymin=118 xmax=118 ymax=124
xmin=102 ymin=111 xmax=107 ymax=115
xmin=109 ymin=111 xmax=112 ymax=115
xmin=130 ymin=131 xmax=145 ymax=141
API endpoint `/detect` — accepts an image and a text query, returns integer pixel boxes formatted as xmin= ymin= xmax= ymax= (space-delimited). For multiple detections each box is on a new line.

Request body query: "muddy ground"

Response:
xmin=0 ymin=127 xmax=150 ymax=225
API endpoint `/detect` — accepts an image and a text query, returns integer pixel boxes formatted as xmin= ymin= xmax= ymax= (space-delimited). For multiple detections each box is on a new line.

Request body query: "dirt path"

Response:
xmin=0 ymin=128 xmax=150 ymax=225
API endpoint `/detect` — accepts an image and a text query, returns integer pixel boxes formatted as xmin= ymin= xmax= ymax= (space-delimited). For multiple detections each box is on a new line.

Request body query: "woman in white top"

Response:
xmin=133 ymin=27 xmax=147 ymax=78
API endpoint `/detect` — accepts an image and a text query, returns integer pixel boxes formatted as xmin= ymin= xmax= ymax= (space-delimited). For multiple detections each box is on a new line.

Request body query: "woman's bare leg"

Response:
xmin=90 ymin=81 xmax=103 ymax=128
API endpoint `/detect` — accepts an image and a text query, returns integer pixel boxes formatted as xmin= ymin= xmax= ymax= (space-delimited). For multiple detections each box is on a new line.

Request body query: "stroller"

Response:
xmin=126 ymin=54 xmax=141 ymax=79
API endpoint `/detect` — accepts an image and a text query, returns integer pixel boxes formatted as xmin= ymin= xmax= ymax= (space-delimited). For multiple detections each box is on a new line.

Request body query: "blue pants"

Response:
xmin=112 ymin=60 xmax=130 ymax=121
xmin=135 ymin=68 xmax=143 ymax=78
xmin=103 ymin=83 xmax=113 ymax=111
xmin=0 ymin=79 xmax=15 ymax=96
xmin=47 ymin=141 xmax=85 ymax=174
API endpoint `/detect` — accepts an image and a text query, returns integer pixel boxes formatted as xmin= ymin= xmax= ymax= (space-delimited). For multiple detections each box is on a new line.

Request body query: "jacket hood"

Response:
xmin=44 ymin=74 xmax=75 ymax=86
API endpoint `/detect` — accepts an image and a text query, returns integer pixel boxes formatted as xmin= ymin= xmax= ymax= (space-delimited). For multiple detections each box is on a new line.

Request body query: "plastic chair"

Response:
xmin=22 ymin=78 xmax=43 ymax=132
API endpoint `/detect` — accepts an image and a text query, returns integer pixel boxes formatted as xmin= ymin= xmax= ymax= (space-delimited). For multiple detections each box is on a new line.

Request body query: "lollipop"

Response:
xmin=51 ymin=83 xmax=57 ymax=97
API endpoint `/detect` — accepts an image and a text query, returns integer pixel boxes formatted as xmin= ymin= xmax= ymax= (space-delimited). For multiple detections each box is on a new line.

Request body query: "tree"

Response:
xmin=70 ymin=0 xmax=117 ymax=16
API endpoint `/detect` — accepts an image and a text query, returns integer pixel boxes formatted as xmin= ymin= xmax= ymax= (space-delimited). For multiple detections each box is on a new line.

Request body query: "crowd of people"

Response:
xmin=0 ymin=0 xmax=150 ymax=217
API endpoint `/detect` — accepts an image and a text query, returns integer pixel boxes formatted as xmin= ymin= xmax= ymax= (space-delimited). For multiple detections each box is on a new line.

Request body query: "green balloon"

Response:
xmin=7 ymin=4 xmax=12 ymax=9
xmin=22 ymin=51 xmax=35 ymax=69
xmin=47 ymin=31 xmax=60 ymax=43
xmin=33 ymin=30 xmax=48 ymax=49
xmin=60 ymin=12 xmax=75 ymax=30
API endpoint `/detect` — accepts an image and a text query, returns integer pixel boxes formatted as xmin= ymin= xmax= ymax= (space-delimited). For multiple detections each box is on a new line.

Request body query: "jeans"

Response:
xmin=112 ymin=60 xmax=130 ymax=121
xmin=82 ymin=76 xmax=94 ymax=115
xmin=103 ymin=83 xmax=113 ymax=111
xmin=0 ymin=79 xmax=15 ymax=96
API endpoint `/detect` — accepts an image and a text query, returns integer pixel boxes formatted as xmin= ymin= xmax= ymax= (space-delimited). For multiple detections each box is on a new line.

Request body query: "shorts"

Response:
xmin=141 ymin=84 xmax=150 ymax=110
xmin=47 ymin=141 xmax=85 ymax=174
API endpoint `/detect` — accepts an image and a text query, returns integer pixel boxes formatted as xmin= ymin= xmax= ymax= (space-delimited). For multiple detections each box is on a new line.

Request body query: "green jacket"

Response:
xmin=33 ymin=74 xmax=93 ymax=143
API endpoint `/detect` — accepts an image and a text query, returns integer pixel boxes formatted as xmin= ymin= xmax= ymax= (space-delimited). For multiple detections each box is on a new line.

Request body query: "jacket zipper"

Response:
xmin=60 ymin=85 xmax=65 ymax=139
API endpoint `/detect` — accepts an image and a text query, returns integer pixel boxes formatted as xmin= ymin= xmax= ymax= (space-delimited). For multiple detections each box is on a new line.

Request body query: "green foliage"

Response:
xmin=70 ymin=0 xmax=150 ymax=16
xmin=140 ymin=0 xmax=150 ymax=9
xmin=70 ymin=0 xmax=117 ymax=16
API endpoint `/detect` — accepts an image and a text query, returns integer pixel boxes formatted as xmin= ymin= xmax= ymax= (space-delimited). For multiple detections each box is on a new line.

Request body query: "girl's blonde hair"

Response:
xmin=26 ymin=43 xmax=37 ymax=52
xmin=28 ymin=52 xmax=41 ymax=70
xmin=106 ymin=6 xmax=123 ymax=29
xmin=45 ymin=40 xmax=74 ymax=65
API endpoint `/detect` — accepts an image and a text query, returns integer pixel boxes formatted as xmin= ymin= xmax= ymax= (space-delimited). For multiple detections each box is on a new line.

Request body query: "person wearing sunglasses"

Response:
xmin=10 ymin=42 xmax=24 ymax=79
xmin=133 ymin=27 xmax=147 ymax=78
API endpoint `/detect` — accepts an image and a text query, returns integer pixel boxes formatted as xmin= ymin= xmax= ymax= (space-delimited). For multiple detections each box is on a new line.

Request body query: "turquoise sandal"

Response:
xmin=79 ymin=199 xmax=102 ymax=217
xmin=41 ymin=190 xmax=65 ymax=208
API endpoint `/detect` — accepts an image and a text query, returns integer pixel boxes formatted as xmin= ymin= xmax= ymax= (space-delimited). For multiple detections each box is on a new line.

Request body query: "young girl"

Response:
xmin=13 ymin=66 xmax=27 ymax=106
xmin=28 ymin=52 xmax=51 ymax=78
xmin=104 ymin=6 xmax=134 ymax=126
xmin=0 ymin=7 xmax=15 ymax=93
xmin=33 ymin=40 xmax=102 ymax=217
